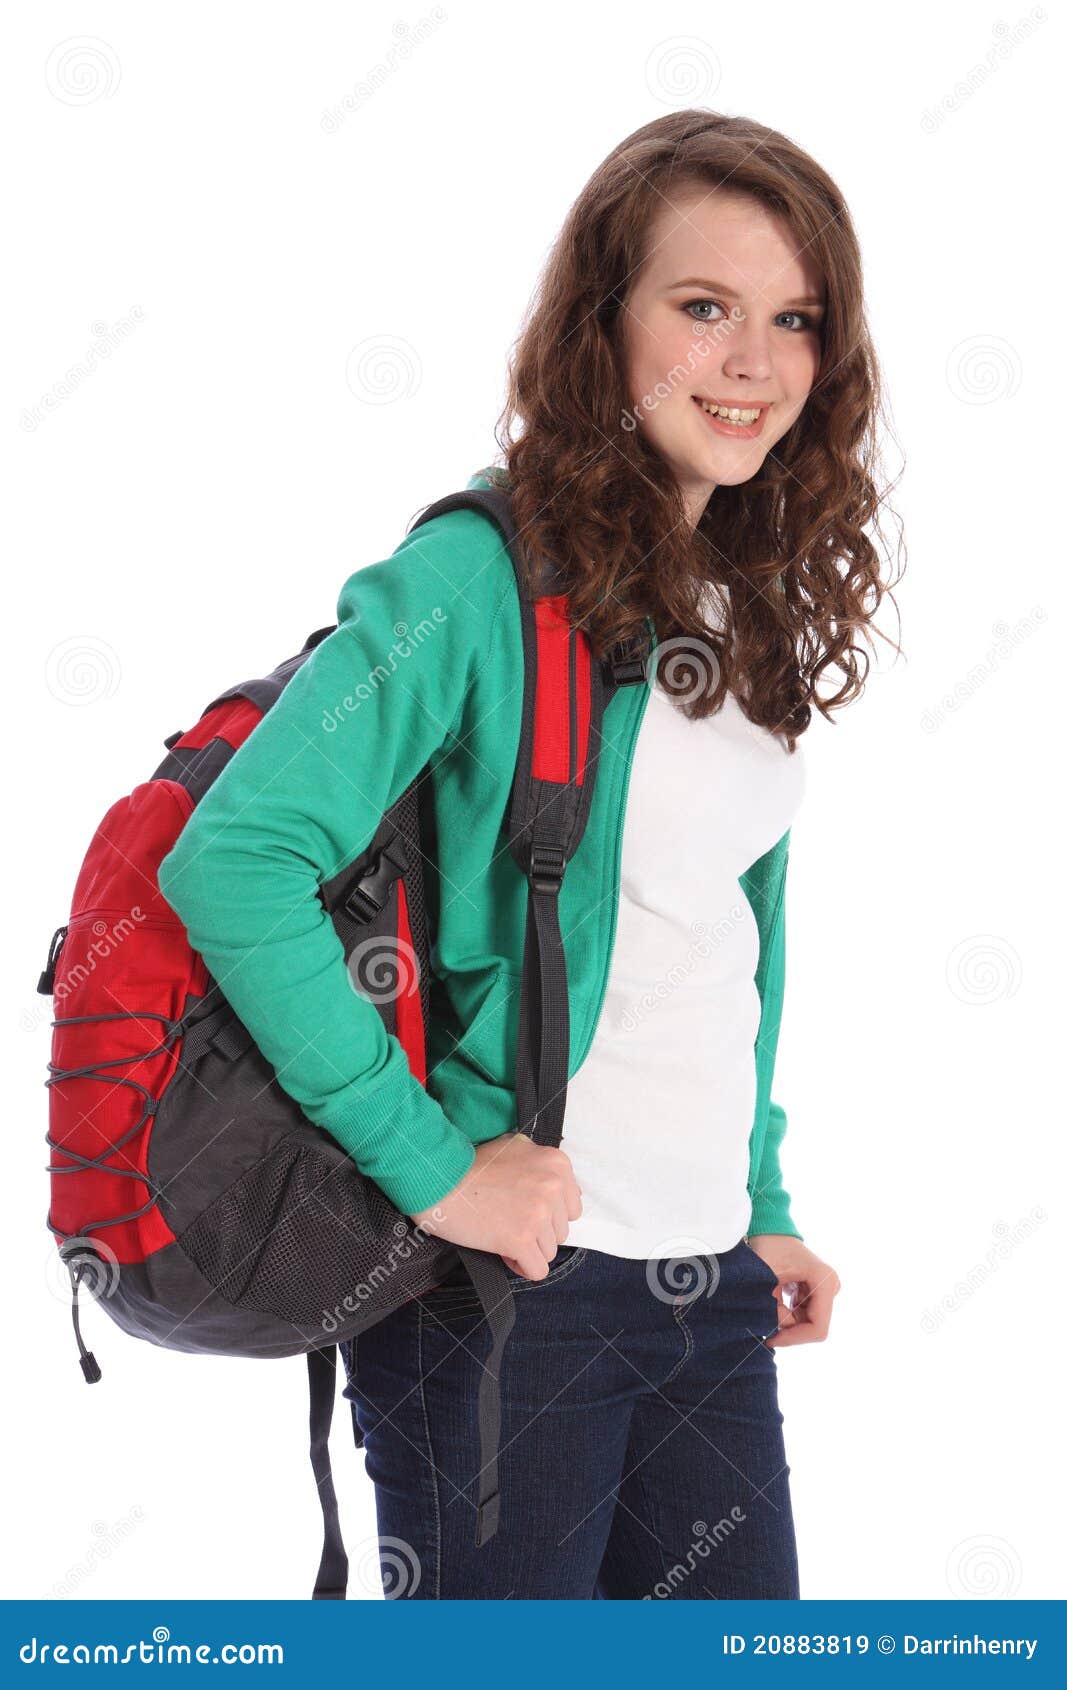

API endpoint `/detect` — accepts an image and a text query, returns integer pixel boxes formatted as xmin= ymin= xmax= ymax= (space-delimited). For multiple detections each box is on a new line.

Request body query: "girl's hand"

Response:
xmin=409 ymin=1133 xmax=582 ymax=1281
xmin=747 ymin=1235 xmax=841 ymax=1348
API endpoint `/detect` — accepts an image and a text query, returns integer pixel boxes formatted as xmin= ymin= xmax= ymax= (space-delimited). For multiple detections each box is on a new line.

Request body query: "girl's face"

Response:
xmin=620 ymin=187 xmax=825 ymax=529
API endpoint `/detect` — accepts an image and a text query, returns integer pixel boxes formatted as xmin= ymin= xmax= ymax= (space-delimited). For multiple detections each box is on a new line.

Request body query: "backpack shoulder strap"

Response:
xmin=407 ymin=486 xmax=650 ymax=1149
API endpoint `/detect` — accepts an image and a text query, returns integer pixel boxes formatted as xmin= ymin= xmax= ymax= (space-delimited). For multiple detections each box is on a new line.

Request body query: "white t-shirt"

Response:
xmin=561 ymin=593 xmax=806 ymax=1259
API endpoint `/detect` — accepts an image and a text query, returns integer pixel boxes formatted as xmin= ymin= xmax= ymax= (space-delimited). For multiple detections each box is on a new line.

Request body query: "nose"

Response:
xmin=719 ymin=313 xmax=773 ymax=385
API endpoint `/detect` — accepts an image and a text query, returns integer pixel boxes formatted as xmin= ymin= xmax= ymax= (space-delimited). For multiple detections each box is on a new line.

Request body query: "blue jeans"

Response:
xmin=339 ymin=1238 xmax=799 ymax=1599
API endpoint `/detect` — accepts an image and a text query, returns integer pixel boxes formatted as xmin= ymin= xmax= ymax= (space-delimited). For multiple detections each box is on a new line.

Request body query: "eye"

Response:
xmin=777 ymin=310 xmax=819 ymax=332
xmin=683 ymin=298 xmax=727 ymax=324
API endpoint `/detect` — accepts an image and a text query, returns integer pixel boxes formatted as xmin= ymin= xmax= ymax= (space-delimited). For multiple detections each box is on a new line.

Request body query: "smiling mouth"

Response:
xmin=692 ymin=396 xmax=770 ymax=438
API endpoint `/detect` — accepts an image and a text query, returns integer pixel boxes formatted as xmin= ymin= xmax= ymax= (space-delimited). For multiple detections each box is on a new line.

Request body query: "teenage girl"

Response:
xmin=343 ymin=109 xmax=901 ymax=1599
xmin=165 ymin=109 xmax=900 ymax=1599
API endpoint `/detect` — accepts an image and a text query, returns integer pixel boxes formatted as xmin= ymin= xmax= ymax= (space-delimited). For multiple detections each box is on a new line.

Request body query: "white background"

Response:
xmin=4 ymin=0 xmax=1062 ymax=1601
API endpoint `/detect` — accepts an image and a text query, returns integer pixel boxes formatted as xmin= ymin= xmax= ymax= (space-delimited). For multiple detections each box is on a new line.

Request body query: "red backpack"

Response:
xmin=38 ymin=484 xmax=651 ymax=1598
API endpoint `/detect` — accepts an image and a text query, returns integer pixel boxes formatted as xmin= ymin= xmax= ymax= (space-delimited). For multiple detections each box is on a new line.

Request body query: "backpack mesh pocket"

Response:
xmin=179 ymin=1133 xmax=453 ymax=1329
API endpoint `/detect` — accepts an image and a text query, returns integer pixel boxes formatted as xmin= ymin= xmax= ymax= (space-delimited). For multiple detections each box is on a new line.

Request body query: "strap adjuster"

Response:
xmin=606 ymin=639 xmax=649 ymax=687
xmin=528 ymin=842 xmax=565 ymax=894
xmin=342 ymin=843 xmax=406 ymax=924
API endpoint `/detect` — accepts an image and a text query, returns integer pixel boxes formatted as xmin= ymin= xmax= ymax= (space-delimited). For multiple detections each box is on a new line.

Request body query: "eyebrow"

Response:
xmin=667 ymin=276 xmax=826 ymax=309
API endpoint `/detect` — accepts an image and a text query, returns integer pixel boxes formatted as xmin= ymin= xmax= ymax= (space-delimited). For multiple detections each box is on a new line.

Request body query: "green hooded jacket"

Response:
xmin=157 ymin=468 xmax=801 ymax=1239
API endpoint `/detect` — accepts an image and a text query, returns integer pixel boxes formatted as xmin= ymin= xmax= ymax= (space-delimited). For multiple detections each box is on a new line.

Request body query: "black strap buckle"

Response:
xmin=606 ymin=639 xmax=649 ymax=687
xmin=528 ymin=842 xmax=565 ymax=894
xmin=342 ymin=842 xmax=406 ymax=924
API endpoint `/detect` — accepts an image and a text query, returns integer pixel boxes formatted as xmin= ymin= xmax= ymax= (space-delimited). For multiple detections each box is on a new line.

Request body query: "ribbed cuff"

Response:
xmin=748 ymin=1191 xmax=803 ymax=1241
xmin=317 ymin=1063 xmax=476 ymax=1217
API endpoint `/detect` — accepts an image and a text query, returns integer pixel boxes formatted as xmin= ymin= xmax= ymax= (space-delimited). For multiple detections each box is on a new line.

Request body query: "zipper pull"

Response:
xmin=66 ymin=1257 xmax=103 ymax=1384
xmin=37 ymin=925 xmax=68 ymax=995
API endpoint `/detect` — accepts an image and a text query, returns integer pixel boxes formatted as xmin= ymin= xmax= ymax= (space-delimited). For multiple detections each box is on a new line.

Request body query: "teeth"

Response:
xmin=698 ymin=400 xmax=761 ymax=424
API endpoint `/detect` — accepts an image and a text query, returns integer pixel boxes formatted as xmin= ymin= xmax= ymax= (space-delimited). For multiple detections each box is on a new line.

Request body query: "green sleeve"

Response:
xmin=750 ymin=1103 xmax=801 ymax=1239
xmin=157 ymin=510 xmax=509 ymax=1217
xmin=744 ymin=831 xmax=803 ymax=1241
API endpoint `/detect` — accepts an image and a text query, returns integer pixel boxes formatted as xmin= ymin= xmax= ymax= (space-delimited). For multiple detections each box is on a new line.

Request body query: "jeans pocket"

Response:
xmin=502 ymin=1243 xmax=588 ymax=1292
xmin=741 ymin=1240 xmax=780 ymax=1291
xmin=418 ymin=1244 xmax=588 ymax=1323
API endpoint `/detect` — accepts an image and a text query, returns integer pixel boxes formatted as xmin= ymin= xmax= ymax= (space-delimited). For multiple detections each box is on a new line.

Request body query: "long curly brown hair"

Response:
xmin=483 ymin=109 xmax=905 ymax=750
